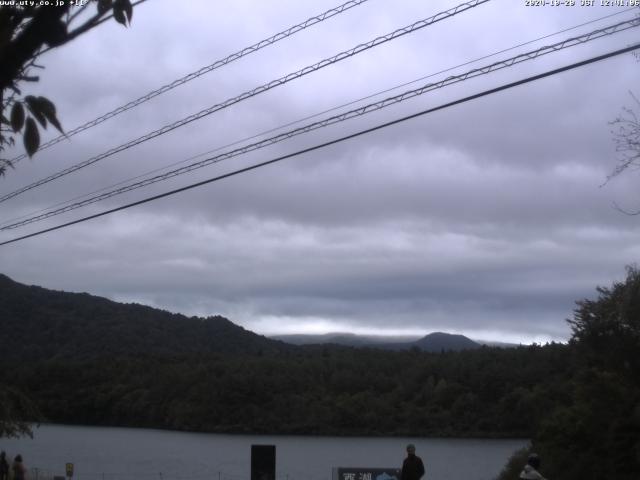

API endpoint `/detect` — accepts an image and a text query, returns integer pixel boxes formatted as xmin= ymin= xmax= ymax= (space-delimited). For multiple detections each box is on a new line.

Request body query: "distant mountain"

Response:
xmin=0 ymin=272 xmax=483 ymax=365
xmin=272 ymin=332 xmax=420 ymax=346
xmin=0 ymin=274 xmax=288 ymax=361
xmin=273 ymin=331 xmax=481 ymax=352
xmin=412 ymin=331 xmax=480 ymax=352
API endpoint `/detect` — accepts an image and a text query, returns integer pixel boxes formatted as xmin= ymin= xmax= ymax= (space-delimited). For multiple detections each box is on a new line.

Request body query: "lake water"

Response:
xmin=0 ymin=425 xmax=526 ymax=480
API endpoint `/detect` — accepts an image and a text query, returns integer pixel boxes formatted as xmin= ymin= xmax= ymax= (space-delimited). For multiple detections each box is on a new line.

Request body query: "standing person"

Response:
xmin=519 ymin=453 xmax=547 ymax=480
xmin=401 ymin=444 xmax=425 ymax=480
xmin=0 ymin=452 xmax=9 ymax=480
xmin=12 ymin=455 xmax=26 ymax=480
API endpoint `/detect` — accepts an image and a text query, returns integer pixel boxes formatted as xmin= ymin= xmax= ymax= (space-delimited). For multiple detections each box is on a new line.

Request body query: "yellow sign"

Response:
xmin=65 ymin=463 xmax=74 ymax=478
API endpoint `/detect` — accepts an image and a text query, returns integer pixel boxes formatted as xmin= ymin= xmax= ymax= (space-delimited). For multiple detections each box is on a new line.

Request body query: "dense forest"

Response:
xmin=1 ymin=269 xmax=639 ymax=479
xmin=4 ymin=344 xmax=571 ymax=437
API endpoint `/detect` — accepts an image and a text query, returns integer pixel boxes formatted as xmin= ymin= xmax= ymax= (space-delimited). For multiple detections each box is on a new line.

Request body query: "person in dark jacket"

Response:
xmin=401 ymin=444 xmax=425 ymax=480
xmin=0 ymin=451 xmax=9 ymax=480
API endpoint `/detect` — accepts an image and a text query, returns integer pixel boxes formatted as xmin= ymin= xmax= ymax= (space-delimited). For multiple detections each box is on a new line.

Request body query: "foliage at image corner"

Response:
xmin=0 ymin=0 xmax=135 ymax=176
xmin=500 ymin=265 xmax=640 ymax=480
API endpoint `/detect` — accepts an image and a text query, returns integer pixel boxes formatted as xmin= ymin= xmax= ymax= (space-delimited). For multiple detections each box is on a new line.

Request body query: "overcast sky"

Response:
xmin=1 ymin=0 xmax=639 ymax=343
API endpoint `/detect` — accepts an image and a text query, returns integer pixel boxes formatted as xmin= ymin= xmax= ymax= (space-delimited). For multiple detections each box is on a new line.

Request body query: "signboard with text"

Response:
xmin=335 ymin=468 xmax=401 ymax=480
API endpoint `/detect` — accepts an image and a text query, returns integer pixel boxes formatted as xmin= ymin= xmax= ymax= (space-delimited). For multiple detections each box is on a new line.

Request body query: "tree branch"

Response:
xmin=0 ymin=6 xmax=69 ymax=92
xmin=67 ymin=1 xmax=93 ymax=26
xmin=38 ymin=0 xmax=150 ymax=56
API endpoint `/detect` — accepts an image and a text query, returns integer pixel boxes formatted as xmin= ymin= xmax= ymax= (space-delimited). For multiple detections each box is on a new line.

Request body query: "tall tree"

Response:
xmin=535 ymin=266 xmax=640 ymax=479
xmin=609 ymin=93 xmax=640 ymax=189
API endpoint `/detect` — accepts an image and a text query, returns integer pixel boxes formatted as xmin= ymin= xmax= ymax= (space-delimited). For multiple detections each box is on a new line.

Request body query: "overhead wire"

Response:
xmin=0 ymin=0 xmax=490 ymax=205
xmin=1 ymin=16 xmax=638 ymax=232
xmin=1 ymin=41 xmax=638 ymax=247
xmin=7 ymin=0 xmax=371 ymax=165
xmin=1 ymin=5 xmax=632 ymax=230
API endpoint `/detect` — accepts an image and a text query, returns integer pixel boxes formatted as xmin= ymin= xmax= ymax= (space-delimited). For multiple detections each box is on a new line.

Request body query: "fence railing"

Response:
xmin=23 ymin=469 xmax=329 ymax=480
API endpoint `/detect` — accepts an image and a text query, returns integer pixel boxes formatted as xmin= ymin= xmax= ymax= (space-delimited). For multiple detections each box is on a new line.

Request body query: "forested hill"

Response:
xmin=0 ymin=273 xmax=287 ymax=361
xmin=2 ymin=270 xmax=639 ymax=479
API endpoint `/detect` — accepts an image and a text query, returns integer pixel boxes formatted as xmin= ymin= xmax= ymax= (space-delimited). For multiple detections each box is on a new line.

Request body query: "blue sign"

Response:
xmin=337 ymin=468 xmax=401 ymax=480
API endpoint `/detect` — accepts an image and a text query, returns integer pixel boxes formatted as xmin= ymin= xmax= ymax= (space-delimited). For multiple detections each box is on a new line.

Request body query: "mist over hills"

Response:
xmin=1 ymin=273 xmax=510 ymax=358
xmin=273 ymin=331 xmax=484 ymax=352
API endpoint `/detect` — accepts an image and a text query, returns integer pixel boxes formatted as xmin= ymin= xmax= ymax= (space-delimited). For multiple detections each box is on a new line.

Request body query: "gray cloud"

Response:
xmin=1 ymin=0 xmax=639 ymax=343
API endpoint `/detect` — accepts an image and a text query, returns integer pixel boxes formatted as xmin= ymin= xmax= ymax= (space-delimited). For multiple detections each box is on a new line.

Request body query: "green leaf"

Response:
xmin=122 ymin=0 xmax=133 ymax=24
xmin=34 ymin=96 xmax=64 ymax=134
xmin=112 ymin=6 xmax=126 ymax=26
xmin=97 ymin=0 xmax=113 ymax=16
xmin=24 ymin=96 xmax=48 ymax=129
xmin=113 ymin=0 xmax=132 ymax=26
xmin=24 ymin=117 xmax=40 ymax=157
xmin=10 ymin=102 xmax=25 ymax=133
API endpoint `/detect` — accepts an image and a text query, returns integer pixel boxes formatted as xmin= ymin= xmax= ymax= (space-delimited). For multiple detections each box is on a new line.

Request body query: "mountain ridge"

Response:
xmin=0 ymin=273 xmax=287 ymax=361
xmin=273 ymin=331 xmax=482 ymax=352
xmin=0 ymin=273 xmax=510 ymax=360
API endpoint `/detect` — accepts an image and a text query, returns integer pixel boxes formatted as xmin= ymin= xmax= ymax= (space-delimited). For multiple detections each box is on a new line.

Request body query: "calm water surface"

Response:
xmin=0 ymin=425 xmax=526 ymax=480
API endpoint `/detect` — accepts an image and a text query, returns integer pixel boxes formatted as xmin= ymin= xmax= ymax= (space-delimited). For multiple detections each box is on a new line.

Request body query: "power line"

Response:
xmin=2 ymin=17 xmax=637 ymax=231
xmin=0 ymin=0 xmax=490 ymax=205
xmin=1 ymin=41 xmax=638 ymax=247
xmin=2 ymin=6 xmax=630 ymax=230
xmin=7 ymin=0 xmax=371 ymax=165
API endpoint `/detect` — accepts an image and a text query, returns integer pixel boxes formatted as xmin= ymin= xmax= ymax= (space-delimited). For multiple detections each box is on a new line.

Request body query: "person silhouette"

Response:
xmin=400 ymin=444 xmax=425 ymax=480
xmin=0 ymin=451 xmax=9 ymax=480
xmin=12 ymin=455 xmax=26 ymax=480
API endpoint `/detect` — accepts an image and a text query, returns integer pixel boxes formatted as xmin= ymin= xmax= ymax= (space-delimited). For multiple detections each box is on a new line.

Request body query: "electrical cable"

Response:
xmin=7 ymin=0 xmax=371 ymax=165
xmin=0 ymin=0 xmax=490 ymax=204
xmin=2 ymin=6 xmax=631 ymax=229
xmin=2 ymin=17 xmax=637 ymax=231
xmin=1 ymin=41 xmax=638 ymax=247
